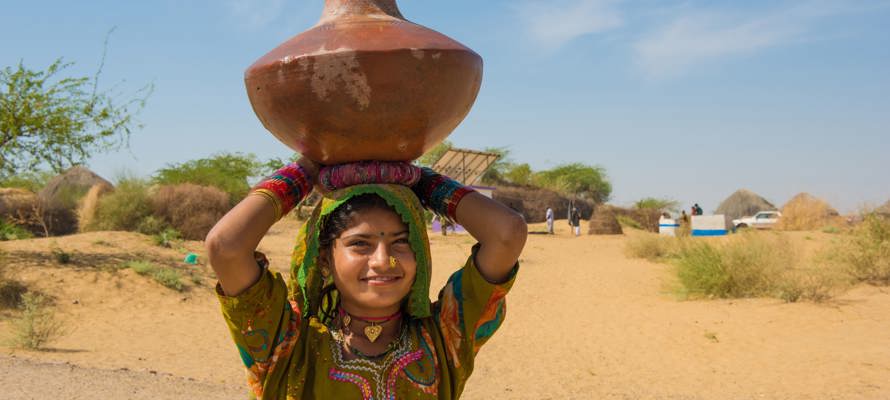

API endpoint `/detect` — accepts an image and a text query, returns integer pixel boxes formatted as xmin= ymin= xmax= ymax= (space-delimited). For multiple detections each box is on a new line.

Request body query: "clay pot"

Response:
xmin=245 ymin=0 xmax=483 ymax=164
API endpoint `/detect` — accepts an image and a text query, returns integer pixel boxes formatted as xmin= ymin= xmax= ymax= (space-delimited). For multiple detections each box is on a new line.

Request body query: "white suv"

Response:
xmin=732 ymin=211 xmax=782 ymax=230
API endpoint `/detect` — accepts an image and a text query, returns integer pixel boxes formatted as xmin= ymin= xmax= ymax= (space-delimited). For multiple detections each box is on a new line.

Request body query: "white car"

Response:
xmin=732 ymin=211 xmax=782 ymax=230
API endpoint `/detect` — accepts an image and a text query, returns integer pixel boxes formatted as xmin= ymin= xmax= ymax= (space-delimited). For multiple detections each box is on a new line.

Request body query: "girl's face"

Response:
xmin=330 ymin=207 xmax=417 ymax=316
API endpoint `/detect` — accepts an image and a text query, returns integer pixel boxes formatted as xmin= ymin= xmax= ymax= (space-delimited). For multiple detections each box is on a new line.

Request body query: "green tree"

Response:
xmin=0 ymin=38 xmax=152 ymax=180
xmin=503 ymin=163 xmax=533 ymax=186
xmin=153 ymin=152 xmax=265 ymax=203
xmin=534 ymin=163 xmax=612 ymax=203
xmin=634 ymin=197 xmax=680 ymax=213
xmin=415 ymin=140 xmax=452 ymax=168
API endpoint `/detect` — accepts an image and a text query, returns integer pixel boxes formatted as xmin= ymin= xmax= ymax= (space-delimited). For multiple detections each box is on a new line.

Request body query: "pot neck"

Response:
xmin=321 ymin=0 xmax=404 ymax=22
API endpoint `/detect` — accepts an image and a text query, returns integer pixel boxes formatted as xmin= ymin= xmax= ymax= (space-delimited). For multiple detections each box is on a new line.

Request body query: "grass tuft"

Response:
xmin=122 ymin=261 xmax=185 ymax=291
xmin=7 ymin=292 xmax=67 ymax=350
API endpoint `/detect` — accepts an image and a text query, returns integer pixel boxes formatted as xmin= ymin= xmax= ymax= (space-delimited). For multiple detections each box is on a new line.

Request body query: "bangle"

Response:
xmin=411 ymin=167 xmax=475 ymax=221
xmin=318 ymin=161 xmax=421 ymax=191
xmin=251 ymin=162 xmax=312 ymax=220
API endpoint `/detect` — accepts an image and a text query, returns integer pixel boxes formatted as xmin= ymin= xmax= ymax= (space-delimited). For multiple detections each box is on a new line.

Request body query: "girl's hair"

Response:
xmin=317 ymin=193 xmax=404 ymax=323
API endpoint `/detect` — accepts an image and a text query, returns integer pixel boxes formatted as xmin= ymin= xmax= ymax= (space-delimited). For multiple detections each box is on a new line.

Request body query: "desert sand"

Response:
xmin=1 ymin=219 xmax=889 ymax=399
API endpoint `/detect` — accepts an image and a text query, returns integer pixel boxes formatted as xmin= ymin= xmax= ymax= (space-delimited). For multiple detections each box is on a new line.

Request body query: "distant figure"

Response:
xmin=692 ymin=203 xmax=703 ymax=216
xmin=546 ymin=207 xmax=554 ymax=234
xmin=570 ymin=207 xmax=582 ymax=237
xmin=680 ymin=210 xmax=690 ymax=223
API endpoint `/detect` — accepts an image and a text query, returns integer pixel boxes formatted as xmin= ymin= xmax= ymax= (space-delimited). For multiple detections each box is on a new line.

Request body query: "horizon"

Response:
xmin=2 ymin=0 xmax=889 ymax=214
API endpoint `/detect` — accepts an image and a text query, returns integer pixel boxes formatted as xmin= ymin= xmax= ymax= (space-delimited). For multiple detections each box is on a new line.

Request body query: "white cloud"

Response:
xmin=633 ymin=1 xmax=869 ymax=78
xmin=227 ymin=0 xmax=285 ymax=28
xmin=516 ymin=0 xmax=624 ymax=49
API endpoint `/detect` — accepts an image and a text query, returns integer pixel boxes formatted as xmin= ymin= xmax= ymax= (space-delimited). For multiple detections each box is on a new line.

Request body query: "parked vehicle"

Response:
xmin=732 ymin=211 xmax=782 ymax=230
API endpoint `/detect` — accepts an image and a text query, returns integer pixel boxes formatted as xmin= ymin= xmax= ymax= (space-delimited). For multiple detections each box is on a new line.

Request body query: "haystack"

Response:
xmin=777 ymin=193 xmax=839 ymax=231
xmin=152 ymin=184 xmax=231 ymax=240
xmin=715 ymin=189 xmax=776 ymax=221
xmin=492 ymin=185 xmax=594 ymax=223
xmin=588 ymin=206 xmax=623 ymax=235
xmin=39 ymin=166 xmax=113 ymax=208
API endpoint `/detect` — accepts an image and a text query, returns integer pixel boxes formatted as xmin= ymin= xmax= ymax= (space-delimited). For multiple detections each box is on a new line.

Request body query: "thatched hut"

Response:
xmin=0 ymin=188 xmax=38 ymax=219
xmin=36 ymin=166 xmax=113 ymax=235
xmin=715 ymin=189 xmax=777 ymax=221
xmin=777 ymin=193 xmax=839 ymax=231
xmin=588 ymin=205 xmax=623 ymax=235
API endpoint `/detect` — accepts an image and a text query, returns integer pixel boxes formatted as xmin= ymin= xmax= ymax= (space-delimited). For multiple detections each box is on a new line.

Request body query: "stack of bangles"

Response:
xmin=250 ymin=162 xmax=313 ymax=221
xmin=250 ymin=161 xmax=475 ymax=222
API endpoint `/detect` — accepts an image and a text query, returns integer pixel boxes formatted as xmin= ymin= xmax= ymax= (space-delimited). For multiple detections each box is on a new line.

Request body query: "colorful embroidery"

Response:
xmin=403 ymin=326 xmax=439 ymax=395
xmin=242 ymin=299 xmax=302 ymax=398
xmin=329 ymin=369 xmax=374 ymax=400
xmin=473 ymin=286 xmax=508 ymax=353
xmin=437 ymin=271 xmax=465 ymax=368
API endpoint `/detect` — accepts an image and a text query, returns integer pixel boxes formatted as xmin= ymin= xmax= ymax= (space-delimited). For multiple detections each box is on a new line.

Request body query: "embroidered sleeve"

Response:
xmin=434 ymin=244 xmax=518 ymax=377
xmin=216 ymin=253 xmax=302 ymax=399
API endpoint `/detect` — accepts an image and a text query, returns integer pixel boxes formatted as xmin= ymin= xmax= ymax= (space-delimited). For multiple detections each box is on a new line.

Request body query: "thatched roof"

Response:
xmin=715 ymin=189 xmax=776 ymax=220
xmin=588 ymin=206 xmax=623 ymax=235
xmin=39 ymin=166 xmax=113 ymax=209
xmin=777 ymin=193 xmax=839 ymax=230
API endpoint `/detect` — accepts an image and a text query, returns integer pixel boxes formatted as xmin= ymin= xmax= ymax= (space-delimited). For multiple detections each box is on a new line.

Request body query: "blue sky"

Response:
xmin=2 ymin=0 xmax=889 ymax=214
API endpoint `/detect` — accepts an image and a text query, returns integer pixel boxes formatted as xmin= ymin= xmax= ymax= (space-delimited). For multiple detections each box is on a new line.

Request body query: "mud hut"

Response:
xmin=715 ymin=189 xmax=777 ymax=221
xmin=777 ymin=193 xmax=839 ymax=231
xmin=588 ymin=205 xmax=623 ymax=235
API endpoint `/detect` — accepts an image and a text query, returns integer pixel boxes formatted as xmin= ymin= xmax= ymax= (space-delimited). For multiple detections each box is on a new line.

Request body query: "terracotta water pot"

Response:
xmin=245 ymin=0 xmax=483 ymax=164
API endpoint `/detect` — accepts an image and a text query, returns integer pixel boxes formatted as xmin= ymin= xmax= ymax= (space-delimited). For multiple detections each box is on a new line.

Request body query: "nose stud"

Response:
xmin=389 ymin=256 xmax=398 ymax=269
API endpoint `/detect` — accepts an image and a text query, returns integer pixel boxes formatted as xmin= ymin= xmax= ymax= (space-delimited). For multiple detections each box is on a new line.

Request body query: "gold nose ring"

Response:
xmin=389 ymin=256 xmax=398 ymax=269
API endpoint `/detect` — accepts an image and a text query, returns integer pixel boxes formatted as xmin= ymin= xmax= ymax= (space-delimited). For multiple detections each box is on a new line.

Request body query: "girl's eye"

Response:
xmin=348 ymin=240 xmax=371 ymax=248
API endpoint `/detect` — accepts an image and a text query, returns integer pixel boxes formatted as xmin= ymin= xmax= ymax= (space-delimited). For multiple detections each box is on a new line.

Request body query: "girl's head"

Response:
xmin=318 ymin=194 xmax=417 ymax=317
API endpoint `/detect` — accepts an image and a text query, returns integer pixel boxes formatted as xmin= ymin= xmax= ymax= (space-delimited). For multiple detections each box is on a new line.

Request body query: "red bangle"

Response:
xmin=251 ymin=162 xmax=312 ymax=220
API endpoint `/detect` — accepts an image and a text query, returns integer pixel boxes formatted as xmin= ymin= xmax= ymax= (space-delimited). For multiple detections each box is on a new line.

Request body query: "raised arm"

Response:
xmin=205 ymin=158 xmax=318 ymax=296
xmin=455 ymin=192 xmax=527 ymax=283
xmin=411 ymin=167 xmax=527 ymax=283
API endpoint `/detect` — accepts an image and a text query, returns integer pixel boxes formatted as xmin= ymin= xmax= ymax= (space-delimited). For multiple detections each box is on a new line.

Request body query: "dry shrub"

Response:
xmin=0 ymin=280 xmax=28 ymax=309
xmin=778 ymin=267 xmax=847 ymax=303
xmin=77 ymin=183 xmax=113 ymax=232
xmin=7 ymin=292 xmax=67 ymax=350
xmin=152 ymin=184 xmax=230 ymax=240
xmin=777 ymin=193 xmax=839 ymax=231
xmin=610 ymin=207 xmax=661 ymax=232
xmin=831 ymin=213 xmax=890 ymax=285
xmin=589 ymin=206 xmax=623 ymax=235
xmin=492 ymin=185 xmax=594 ymax=223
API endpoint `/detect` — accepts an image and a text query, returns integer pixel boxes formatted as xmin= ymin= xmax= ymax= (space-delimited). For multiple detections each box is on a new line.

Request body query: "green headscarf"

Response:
xmin=287 ymin=184 xmax=432 ymax=320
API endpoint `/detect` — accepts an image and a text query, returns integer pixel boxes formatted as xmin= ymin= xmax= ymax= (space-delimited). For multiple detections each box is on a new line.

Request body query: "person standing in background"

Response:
xmin=546 ymin=207 xmax=554 ymax=234
xmin=570 ymin=207 xmax=581 ymax=237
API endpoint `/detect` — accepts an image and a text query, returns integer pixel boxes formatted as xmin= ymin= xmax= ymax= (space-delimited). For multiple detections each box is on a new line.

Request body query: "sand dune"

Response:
xmin=1 ymin=220 xmax=888 ymax=399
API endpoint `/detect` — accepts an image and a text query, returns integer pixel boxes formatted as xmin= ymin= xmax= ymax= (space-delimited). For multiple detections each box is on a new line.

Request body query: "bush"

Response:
xmin=834 ymin=214 xmax=890 ymax=285
xmin=85 ymin=178 xmax=152 ymax=232
xmin=675 ymin=232 xmax=793 ymax=299
xmin=1 ymin=217 xmax=32 ymax=241
xmin=616 ymin=215 xmax=643 ymax=230
xmin=136 ymin=215 xmax=168 ymax=235
xmin=153 ymin=152 xmax=263 ymax=204
xmin=7 ymin=292 xmax=66 ymax=350
xmin=151 ymin=184 xmax=230 ymax=240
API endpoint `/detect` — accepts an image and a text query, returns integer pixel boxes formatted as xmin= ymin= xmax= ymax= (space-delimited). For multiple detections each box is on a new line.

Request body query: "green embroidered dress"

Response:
xmin=216 ymin=185 xmax=517 ymax=399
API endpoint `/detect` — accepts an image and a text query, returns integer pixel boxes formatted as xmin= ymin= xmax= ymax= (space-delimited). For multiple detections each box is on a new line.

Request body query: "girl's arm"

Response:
xmin=455 ymin=192 xmax=528 ymax=283
xmin=206 ymin=158 xmax=318 ymax=296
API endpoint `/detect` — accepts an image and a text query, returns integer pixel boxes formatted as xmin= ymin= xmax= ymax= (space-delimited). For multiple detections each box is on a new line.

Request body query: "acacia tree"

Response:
xmin=534 ymin=163 xmax=612 ymax=203
xmin=0 ymin=42 xmax=152 ymax=181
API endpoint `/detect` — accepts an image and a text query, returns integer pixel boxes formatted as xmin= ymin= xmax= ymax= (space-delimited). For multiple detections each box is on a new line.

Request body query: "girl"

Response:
xmin=206 ymin=159 xmax=527 ymax=399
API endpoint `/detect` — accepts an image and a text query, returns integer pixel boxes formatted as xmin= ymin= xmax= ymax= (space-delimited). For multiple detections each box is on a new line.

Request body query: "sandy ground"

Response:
xmin=1 ymin=220 xmax=889 ymax=399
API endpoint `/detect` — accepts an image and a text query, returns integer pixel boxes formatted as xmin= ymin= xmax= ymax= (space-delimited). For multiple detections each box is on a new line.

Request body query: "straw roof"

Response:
xmin=39 ymin=166 xmax=113 ymax=209
xmin=588 ymin=206 xmax=623 ymax=235
xmin=777 ymin=193 xmax=839 ymax=230
xmin=715 ymin=189 xmax=776 ymax=220
xmin=0 ymin=188 xmax=38 ymax=219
